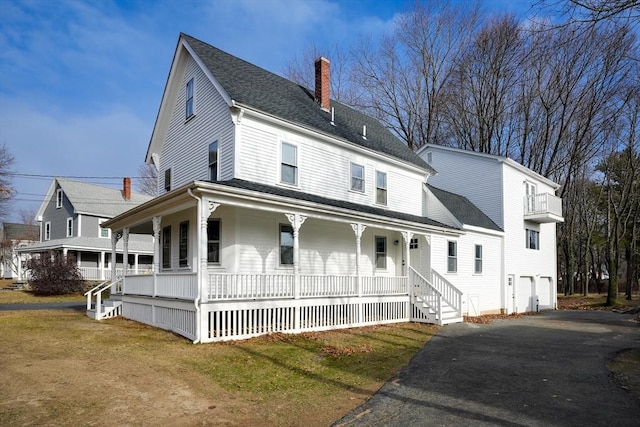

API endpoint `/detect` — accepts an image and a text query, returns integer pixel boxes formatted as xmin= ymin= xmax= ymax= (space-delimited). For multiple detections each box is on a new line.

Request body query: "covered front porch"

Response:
xmin=92 ymin=181 xmax=463 ymax=342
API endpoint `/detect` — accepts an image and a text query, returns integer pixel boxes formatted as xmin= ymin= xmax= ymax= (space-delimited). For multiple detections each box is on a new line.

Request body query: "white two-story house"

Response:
xmin=417 ymin=145 xmax=563 ymax=314
xmin=20 ymin=177 xmax=154 ymax=280
xmin=94 ymin=34 xmax=560 ymax=343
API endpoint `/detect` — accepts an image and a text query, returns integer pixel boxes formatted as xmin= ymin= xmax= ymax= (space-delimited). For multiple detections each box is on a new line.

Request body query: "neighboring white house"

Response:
xmin=89 ymin=34 xmax=561 ymax=343
xmin=19 ymin=177 xmax=154 ymax=280
xmin=417 ymin=144 xmax=564 ymax=314
xmin=0 ymin=222 xmax=39 ymax=280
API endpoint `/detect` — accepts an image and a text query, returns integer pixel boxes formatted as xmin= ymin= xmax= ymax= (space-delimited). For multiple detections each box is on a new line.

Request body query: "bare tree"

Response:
xmin=539 ymin=0 xmax=640 ymax=24
xmin=351 ymin=0 xmax=480 ymax=150
xmin=0 ymin=143 xmax=15 ymax=222
xmin=136 ymin=163 xmax=158 ymax=197
xmin=18 ymin=208 xmax=37 ymax=225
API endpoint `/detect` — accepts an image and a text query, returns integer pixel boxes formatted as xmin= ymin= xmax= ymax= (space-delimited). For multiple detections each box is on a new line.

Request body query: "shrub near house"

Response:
xmin=26 ymin=252 xmax=83 ymax=295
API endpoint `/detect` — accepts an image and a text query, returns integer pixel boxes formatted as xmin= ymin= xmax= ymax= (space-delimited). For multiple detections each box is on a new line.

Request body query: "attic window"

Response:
xmin=186 ymin=78 xmax=194 ymax=119
xmin=56 ymin=189 xmax=63 ymax=208
xmin=164 ymin=168 xmax=171 ymax=192
xmin=426 ymin=152 xmax=433 ymax=163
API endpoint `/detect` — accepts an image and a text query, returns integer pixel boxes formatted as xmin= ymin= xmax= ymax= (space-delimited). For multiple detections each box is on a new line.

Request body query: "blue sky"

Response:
xmin=0 ymin=0 xmax=538 ymax=222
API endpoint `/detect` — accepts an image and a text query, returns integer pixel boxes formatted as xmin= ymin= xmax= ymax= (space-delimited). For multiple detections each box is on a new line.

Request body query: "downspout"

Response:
xmin=187 ymin=188 xmax=202 ymax=344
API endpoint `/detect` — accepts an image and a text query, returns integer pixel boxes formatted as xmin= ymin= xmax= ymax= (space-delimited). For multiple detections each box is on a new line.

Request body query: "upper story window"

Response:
xmin=526 ymin=228 xmax=539 ymax=250
xmin=376 ymin=171 xmax=387 ymax=205
xmin=410 ymin=238 xmax=419 ymax=249
xmin=351 ymin=163 xmax=364 ymax=192
xmin=56 ymin=189 xmax=63 ymax=208
xmin=164 ymin=168 xmax=171 ymax=192
xmin=99 ymin=219 xmax=110 ymax=239
xmin=179 ymin=221 xmax=189 ymax=268
xmin=44 ymin=222 xmax=51 ymax=241
xmin=474 ymin=244 xmax=483 ymax=274
xmin=447 ymin=241 xmax=457 ymax=273
xmin=185 ymin=78 xmax=194 ymax=119
xmin=162 ymin=226 xmax=171 ymax=269
xmin=281 ymin=142 xmax=297 ymax=185
xmin=375 ymin=236 xmax=387 ymax=269
xmin=209 ymin=141 xmax=218 ymax=181
xmin=525 ymin=181 xmax=537 ymax=212
xmin=279 ymin=224 xmax=294 ymax=265
xmin=207 ymin=219 xmax=220 ymax=263
xmin=66 ymin=217 xmax=73 ymax=238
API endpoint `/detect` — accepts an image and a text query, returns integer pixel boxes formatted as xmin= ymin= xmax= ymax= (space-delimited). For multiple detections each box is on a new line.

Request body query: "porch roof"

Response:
xmin=427 ymin=185 xmax=502 ymax=232
xmin=17 ymin=236 xmax=153 ymax=255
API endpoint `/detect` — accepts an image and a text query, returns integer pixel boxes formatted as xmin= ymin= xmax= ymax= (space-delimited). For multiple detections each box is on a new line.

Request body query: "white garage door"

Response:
xmin=517 ymin=277 xmax=534 ymax=313
xmin=537 ymin=277 xmax=553 ymax=309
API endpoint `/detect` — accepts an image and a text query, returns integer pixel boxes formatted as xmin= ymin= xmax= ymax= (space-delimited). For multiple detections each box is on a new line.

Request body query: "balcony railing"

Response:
xmin=524 ymin=193 xmax=564 ymax=223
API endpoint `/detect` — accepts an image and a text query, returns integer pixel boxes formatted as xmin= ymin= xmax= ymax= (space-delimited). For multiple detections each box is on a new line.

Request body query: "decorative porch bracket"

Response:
xmin=285 ymin=213 xmax=307 ymax=302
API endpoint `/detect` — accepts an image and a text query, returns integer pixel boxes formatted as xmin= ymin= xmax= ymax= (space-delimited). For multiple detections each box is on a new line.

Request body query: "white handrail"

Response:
xmin=85 ymin=278 xmax=122 ymax=319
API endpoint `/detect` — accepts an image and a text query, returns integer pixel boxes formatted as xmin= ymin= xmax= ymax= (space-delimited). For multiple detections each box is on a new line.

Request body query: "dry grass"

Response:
xmin=0 ymin=306 xmax=438 ymax=426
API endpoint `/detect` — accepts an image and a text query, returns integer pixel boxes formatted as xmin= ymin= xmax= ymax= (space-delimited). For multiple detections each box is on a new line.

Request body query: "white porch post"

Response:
xmin=401 ymin=231 xmax=413 ymax=276
xmin=110 ymin=232 xmax=121 ymax=282
xmin=285 ymin=213 xmax=307 ymax=300
xmin=62 ymin=248 xmax=68 ymax=258
xmin=122 ymin=227 xmax=129 ymax=276
xmin=16 ymin=255 xmax=22 ymax=280
xmin=99 ymin=251 xmax=105 ymax=280
xmin=134 ymin=253 xmax=139 ymax=274
xmin=152 ymin=216 xmax=162 ymax=297
xmin=200 ymin=200 xmax=220 ymax=303
xmin=350 ymin=223 xmax=366 ymax=297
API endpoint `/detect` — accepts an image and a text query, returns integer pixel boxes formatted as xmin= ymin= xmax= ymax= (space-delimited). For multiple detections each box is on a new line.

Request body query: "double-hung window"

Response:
xmin=179 ymin=221 xmax=189 ymax=268
xmin=207 ymin=219 xmax=220 ymax=263
xmin=375 ymin=236 xmax=387 ymax=269
xmin=447 ymin=241 xmax=457 ymax=273
xmin=44 ymin=222 xmax=51 ymax=241
xmin=99 ymin=219 xmax=110 ymax=238
xmin=474 ymin=244 xmax=483 ymax=274
xmin=526 ymin=229 xmax=539 ymax=250
xmin=209 ymin=141 xmax=218 ymax=181
xmin=279 ymin=224 xmax=294 ymax=265
xmin=164 ymin=169 xmax=171 ymax=192
xmin=281 ymin=143 xmax=297 ymax=185
xmin=56 ymin=189 xmax=63 ymax=208
xmin=66 ymin=217 xmax=73 ymax=238
xmin=162 ymin=226 xmax=171 ymax=269
xmin=376 ymin=171 xmax=387 ymax=205
xmin=186 ymin=78 xmax=194 ymax=119
xmin=351 ymin=163 xmax=364 ymax=192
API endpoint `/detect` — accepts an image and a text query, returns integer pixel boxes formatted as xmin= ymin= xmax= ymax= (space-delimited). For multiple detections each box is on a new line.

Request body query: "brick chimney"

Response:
xmin=315 ymin=57 xmax=330 ymax=111
xmin=123 ymin=177 xmax=131 ymax=201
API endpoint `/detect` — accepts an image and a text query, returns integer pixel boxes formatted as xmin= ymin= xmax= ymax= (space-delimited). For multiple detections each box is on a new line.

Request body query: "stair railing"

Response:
xmin=84 ymin=278 xmax=123 ymax=320
xmin=430 ymin=269 xmax=463 ymax=318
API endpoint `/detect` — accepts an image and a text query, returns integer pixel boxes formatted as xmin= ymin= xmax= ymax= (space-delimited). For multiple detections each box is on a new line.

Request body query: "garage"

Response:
xmin=516 ymin=276 xmax=534 ymax=313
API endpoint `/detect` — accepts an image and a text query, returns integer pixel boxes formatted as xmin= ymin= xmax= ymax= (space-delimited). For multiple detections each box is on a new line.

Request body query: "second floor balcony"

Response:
xmin=524 ymin=193 xmax=564 ymax=223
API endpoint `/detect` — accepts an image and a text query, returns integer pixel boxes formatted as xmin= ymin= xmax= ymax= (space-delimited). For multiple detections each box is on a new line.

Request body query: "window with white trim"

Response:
xmin=474 ymin=244 xmax=483 ymax=274
xmin=209 ymin=141 xmax=218 ymax=181
xmin=526 ymin=229 xmax=539 ymax=250
xmin=186 ymin=78 xmax=194 ymax=119
xmin=207 ymin=219 xmax=220 ymax=263
xmin=164 ymin=168 xmax=171 ymax=192
xmin=44 ymin=222 xmax=51 ymax=241
xmin=99 ymin=219 xmax=110 ymax=239
xmin=410 ymin=238 xmax=419 ymax=249
xmin=447 ymin=241 xmax=457 ymax=273
xmin=351 ymin=163 xmax=364 ymax=192
xmin=279 ymin=224 xmax=294 ymax=265
xmin=281 ymin=142 xmax=297 ymax=185
xmin=376 ymin=171 xmax=387 ymax=205
xmin=56 ymin=189 xmax=63 ymax=208
xmin=162 ymin=226 xmax=171 ymax=269
xmin=66 ymin=217 xmax=73 ymax=238
xmin=179 ymin=221 xmax=189 ymax=268
xmin=375 ymin=236 xmax=387 ymax=269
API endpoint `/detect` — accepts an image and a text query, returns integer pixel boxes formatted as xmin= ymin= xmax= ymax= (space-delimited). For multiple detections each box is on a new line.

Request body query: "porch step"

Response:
xmin=87 ymin=299 xmax=123 ymax=320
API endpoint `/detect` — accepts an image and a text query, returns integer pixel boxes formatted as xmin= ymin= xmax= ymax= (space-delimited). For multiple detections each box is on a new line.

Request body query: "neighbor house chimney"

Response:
xmin=315 ymin=57 xmax=330 ymax=111
xmin=123 ymin=177 xmax=131 ymax=201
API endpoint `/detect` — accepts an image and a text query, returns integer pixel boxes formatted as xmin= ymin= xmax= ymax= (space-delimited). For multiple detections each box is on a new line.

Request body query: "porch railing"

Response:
xmin=79 ymin=266 xmax=152 ymax=281
xmin=121 ymin=272 xmax=197 ymax=299
xmin=430 ymin=269 xmax=463 ymax=315
xmin=524 ymin=193 xmax=562 ymax=217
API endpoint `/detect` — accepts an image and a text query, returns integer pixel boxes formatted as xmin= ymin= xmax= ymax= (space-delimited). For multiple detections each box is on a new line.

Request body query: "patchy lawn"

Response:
xmin=0 ymin=279 xmax=86 ymax=304
xmin=0 ymin=307 xmax=437 ymax=426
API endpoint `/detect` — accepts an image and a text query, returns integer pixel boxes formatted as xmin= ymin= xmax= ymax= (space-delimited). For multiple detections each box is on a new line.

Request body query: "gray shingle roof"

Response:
xmin=217 ymin=179 xmax=455 ymax=230
xmin=18 ymin=236 xmax=153 ymax=253
xmin=57 ymin=178 xmax=153 ymax=218
xmin=427 ymin=185 xmax=502 ymax=232
xmin=182 ymin=34 xmax=434 ymax=173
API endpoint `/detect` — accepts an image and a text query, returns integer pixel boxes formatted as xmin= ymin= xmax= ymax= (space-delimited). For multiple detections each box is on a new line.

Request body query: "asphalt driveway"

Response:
xmin=335 ymin=310 xmax=640 ymax=426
